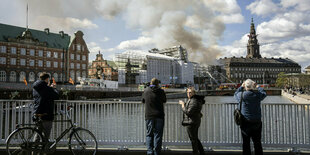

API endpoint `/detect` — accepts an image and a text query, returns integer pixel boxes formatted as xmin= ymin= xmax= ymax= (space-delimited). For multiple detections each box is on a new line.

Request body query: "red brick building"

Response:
xmin=0 ymin=23 xmax=89 ymax=84
xmin=88 ymin=51 xmax=118 ymax=81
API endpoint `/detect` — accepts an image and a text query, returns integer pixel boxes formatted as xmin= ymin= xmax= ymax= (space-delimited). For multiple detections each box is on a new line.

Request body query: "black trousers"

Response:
xmin=186 ymin=123 xmax=204 ymax=155
xmin=240 ymin=121 xmax=263 ymax=155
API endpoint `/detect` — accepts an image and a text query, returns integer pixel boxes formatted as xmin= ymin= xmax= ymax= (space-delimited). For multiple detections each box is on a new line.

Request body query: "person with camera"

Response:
xmin=179 ymin=87 xmax=205 ymax=155
xmin=234 ymin=79 xmax=267 ymax=155
xmin=33 ymin=72 xmax=59 ymax=140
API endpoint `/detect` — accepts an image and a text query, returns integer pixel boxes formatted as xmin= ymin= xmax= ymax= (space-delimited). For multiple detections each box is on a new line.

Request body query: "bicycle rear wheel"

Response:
xmin=69 ymin=128 xmax=97 ymax=155
xmin=6 ymin=127 xmax=43 ymax=155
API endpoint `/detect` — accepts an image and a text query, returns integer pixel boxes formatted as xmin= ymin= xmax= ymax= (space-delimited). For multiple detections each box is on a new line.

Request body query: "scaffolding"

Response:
xmin=114 ymin=50 xmax=193 ymax=85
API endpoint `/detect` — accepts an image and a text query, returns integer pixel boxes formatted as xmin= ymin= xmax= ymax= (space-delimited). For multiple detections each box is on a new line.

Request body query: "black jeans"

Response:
xmin=186 ymin=123 xmax=204 ymax=155
xmin=240 ymin=121 xmax=263 ymax=155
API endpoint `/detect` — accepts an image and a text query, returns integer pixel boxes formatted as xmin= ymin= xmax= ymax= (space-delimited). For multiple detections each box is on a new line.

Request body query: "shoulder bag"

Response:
xmin=234 ymin=91 xmax=244 ymax=126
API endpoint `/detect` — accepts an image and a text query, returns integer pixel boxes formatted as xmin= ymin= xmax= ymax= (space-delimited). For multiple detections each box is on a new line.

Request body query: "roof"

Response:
xmin=306 ymin=65 xmax=310 ymax=69
xmin=107 ymin=60 xmax=117 ymax=69
xmin=0 ymin=23 xmax=70 ymax=49
xmin=219 ymin=57 xmax=300 ymax=67
xmin=116 ymin=50 xmax=176 ymax=61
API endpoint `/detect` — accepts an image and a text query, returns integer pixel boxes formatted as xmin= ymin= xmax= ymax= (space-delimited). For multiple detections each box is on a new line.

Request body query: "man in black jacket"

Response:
xmin=33 ymin=72 xmax=59 ymax=140
xmin=179 ymin=87 xmax=205 ymax=155
xmin=142 ymin=78 xmax=166 ymax=155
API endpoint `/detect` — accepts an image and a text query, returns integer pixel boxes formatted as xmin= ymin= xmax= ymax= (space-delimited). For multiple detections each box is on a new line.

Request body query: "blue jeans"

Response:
xmin=146 ymin=119 xmax=164 ymax=155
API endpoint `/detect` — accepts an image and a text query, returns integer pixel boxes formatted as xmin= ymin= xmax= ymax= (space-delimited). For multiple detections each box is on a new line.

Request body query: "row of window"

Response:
xmin=70 ymin=54 xmax=87 ymax=61
xmin=0 ymin=46 xmax=87 ymax=61
xmin=0 ymin=57 xmax=87 ymax=69
xmin=231 ymin=67 xmax=300 ymax=72
xmin=231 ymin=73 xmax=278 ymax=79
xmin=72 ymin=44 xmax=85 ymax=51
xmin=0 ymin=70 xmax=87 ymax=82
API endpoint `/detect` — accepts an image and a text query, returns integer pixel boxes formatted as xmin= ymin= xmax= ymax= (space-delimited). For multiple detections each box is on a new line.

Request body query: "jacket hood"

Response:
xmin=192 ymin=95 xmax=205 ymax=104
xmin=33 ymin=80 xmax=47 ymax=90
xmin=149 ymin=85 xmax=161 ymax=93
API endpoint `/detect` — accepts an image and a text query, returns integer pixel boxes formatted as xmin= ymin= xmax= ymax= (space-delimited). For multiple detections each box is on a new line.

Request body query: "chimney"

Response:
xmin=59 ymin=31 xmax=64 ymax=37
xmin=44 ymin=28 xmax=49 ymax=34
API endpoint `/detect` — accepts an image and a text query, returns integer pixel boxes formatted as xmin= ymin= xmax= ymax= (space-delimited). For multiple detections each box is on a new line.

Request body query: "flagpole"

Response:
xmin=26 ymin=4 xmax=28 ymax=30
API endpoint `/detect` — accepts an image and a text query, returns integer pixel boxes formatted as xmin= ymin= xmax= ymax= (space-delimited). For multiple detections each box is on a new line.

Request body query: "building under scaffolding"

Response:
xmin=115 ymin=46 xmax=194 ymax=85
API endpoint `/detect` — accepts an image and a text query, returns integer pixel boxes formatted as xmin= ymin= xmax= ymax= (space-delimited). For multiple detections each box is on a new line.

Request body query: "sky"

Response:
xmin=0 ymin=0 xmax=310 ymax=70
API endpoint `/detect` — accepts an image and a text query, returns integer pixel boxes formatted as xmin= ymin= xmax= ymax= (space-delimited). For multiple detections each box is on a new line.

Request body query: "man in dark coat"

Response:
xmin=142 ymin=78 xmax=166 ymax=155
xmin=179 ymin=87 xmax=205 ymax=155
xmin=33 ymin=72 xmax=59 ymax=139
xmin=234 ymin=79 xmax=267 ymax=155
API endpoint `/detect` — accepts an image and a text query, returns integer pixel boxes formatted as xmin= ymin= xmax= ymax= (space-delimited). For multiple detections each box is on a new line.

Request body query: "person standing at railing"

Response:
xmin=32 ymin=72 xmax=59 ymax=141
xmin=179 ymin=87 xmax=205 ymax=155
xmin=234 ymin=79 xmax=267 ymax=155
xmin=142 ymin=78 xmax=167 ymax=155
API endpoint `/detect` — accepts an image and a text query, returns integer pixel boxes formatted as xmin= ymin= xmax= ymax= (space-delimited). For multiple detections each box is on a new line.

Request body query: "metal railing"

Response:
xmin=0 ymin=100 xmax=309 ymax=149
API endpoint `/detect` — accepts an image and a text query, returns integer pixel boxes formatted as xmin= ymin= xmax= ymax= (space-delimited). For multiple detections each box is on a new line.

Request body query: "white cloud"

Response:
xmin=116 ymin=36 xmax=155 ymax=51
xmin=101 ymin=37 xmax=110 ymax=42
xmin=247 ymin=0 xmax=280 ymax=17
xmin=281 ymin=0 xmax=310 ymax=11
xmin=32 ymin=16 xmax=98 ymax=34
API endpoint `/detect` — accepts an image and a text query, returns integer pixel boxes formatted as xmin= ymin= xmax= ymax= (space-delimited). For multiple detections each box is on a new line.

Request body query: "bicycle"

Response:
xmin=6 ymin=105 xmax=98 ymax=155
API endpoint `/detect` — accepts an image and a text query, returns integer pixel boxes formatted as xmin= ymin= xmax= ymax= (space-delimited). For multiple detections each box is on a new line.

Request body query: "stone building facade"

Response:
xmin=0 ymin=23 xmax=88 ymax=84
xmin=305 ymin=65 xmax=310 ymax=75
xmin=88 ymin=51 xmax=118 ymax=81
xmin=219 ymin=19 xmax=301 ymax=84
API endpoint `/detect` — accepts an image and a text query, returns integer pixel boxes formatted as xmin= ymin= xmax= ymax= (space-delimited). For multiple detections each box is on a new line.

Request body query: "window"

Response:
xmin=39 ymin=50 xmax=43 ymax=57
xmin=30 ymin=49 xmax=35 ymax=56
xmin=46 ymin=61 xmax=51 ymax=67
xmin=10 ymin=71 xmax=16 ymax=82
xmin=54 ymin=62 xmax=58 ymax=68
xmin=10 ymin=58 xmax=16 ymax=65
xmin=82 ymin=71 xmax=86 ymax=78
xmin=20 ymin=48 xmax=26 ymax=55
xmin=82 ymin=64 xmax=86 ymax=70
xmin=11 ymin=47 xmax=16 ymax=54
xmin=1 ymin=46 xmax=6 ymax=53
xmin=20 ymin=59 xmax=26 ymax=66
xmin=53 ymin=73 xmax=58 ymax=82
xmin=77 ymin=63 xmax=80 ymax=69
xmin=59 ymin=73 xmax=63 ymax=81
xmin=60 ymin=62 xmax=63 ymax=68
xmin=0 ymin=57 xmax=6 ymax=64
xmin=77 ymin=44 xmax=81 ymax=51
xmin=77 ymin=54 xmax=80 ymax=60
xmin=72 ymin=45 xmax=75 ymax=50
xmin=82 ymin=55 xmax=86 ymax=61
xmin=71 ymin=54 xmax=74 ymax=60
xmin=29 ymin=60 xmax=35 ymax=66
xmin=70 ymin=70 xmax=75 ymax=81
xmin=82 ymin=46 xmax=84 ymax=51
xmin=60 ymin=53 xmax=63 ymax=59
xmin=54 ymin=52 xmax=58 ymax=58
xmin=0 ymin=71 xmax=6 ymax=81
xmin=76 ymin=71 xmax=80 ymax=79
xmin=19 ymin=71 xmax=26 ymax=82
xmin=38 ymin=60 xmax=43 ymax=67
xmin=70 ymin=63 xmax=74 ymax=69
xmin=47 ymin=51 xmax=51 ymax=57
xmin=29 ymin=72 xmax=35 ymax=82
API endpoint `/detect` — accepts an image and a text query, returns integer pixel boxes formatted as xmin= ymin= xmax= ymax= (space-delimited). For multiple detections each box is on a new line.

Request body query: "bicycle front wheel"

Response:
xmin=69 ymin=128 xmax=97 ymax=155
xmin=6 ymin=127 xmax=43 ymax=155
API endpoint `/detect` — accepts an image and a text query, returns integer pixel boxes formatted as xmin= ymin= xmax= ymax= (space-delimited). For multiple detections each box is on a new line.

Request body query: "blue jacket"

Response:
xmin=33 ymin=80 xmax=59 ymax=121
xmin=234 ymin=86 xmax=267 ymax=121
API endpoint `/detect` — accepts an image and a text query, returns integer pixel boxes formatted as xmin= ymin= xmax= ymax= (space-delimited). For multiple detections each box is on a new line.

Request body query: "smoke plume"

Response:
xmin=23 ymin=0 xmax=243 ymax=65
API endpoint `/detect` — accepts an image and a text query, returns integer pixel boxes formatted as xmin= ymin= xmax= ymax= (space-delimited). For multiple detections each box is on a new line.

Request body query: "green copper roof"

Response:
xmin=0 ymin=23 xmax=70 ymax=49
xmin=107 ymin=60 xmax=117 ymax=69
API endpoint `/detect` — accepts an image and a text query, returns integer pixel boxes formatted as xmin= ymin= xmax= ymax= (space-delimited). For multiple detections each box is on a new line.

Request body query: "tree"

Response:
xmin=275 ymin=72 xmax=288 ymax=88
